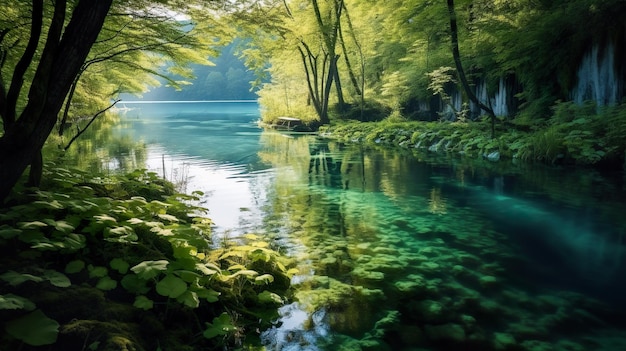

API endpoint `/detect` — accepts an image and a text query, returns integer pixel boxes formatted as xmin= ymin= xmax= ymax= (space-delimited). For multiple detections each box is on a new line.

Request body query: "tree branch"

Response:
xmin=4 ymin=0 xmax=43 ymax=129
xmin=63 ymin=99 xmax=120 ymax=151
xmin=447 ymin=0 xmax=496 ymax=137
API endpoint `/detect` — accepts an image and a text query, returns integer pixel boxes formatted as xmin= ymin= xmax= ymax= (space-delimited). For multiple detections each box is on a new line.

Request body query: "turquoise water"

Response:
xmin=108 ymin=101 xmax=626 ymax=350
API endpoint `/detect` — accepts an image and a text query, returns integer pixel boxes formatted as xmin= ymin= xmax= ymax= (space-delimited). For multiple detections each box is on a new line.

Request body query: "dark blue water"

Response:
xmin=105 ymin=101 xmax=626 ymax=351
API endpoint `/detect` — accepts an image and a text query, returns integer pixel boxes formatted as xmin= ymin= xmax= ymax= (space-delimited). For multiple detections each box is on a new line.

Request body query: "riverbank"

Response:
xmin=0 ymin=166 xmax=292 ymax=350
xmin=319 ymin=101 xmax=626 ymax=168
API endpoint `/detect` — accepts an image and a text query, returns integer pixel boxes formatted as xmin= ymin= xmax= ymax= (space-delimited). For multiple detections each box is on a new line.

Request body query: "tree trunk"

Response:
xmin=298 ymin=44 xmax=324 ymax=119
xmin=27 ymin=150 xmax=43 ymax=187
xmin=338 ymin=2 xmax=363 ymax=97
xmin=0 ymin=0 xmax=113 ymax=204
xmin=333 ymin=56 xmax=346 ymax=112
xmin=447 ymin=0 xmax=496 ymax=138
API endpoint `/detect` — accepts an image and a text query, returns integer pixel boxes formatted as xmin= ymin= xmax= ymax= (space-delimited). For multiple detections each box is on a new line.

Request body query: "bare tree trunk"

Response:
xmin=298 ymin=44 xmax=324 ymax=119
xmin=338 ymin=2 xmax=362 ymax=97
xmin=447 ymin=0 xmax=496 ymax=138
xmin=310 ymin=0 xmax=343 ymax=124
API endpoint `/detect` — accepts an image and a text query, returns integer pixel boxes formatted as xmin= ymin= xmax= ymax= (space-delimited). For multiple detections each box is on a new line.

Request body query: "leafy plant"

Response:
xmin=5 ymin=310 xmax=59 ymax=346
xmin=0 ymin=167 xmax=293 ymax=350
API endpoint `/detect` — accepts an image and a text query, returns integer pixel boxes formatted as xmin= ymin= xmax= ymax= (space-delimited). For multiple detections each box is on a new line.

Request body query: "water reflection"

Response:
xmin=259 ymin=134 xmax=626 ymax=351
xmin=60 ymin=102 xmax=626 ymax=350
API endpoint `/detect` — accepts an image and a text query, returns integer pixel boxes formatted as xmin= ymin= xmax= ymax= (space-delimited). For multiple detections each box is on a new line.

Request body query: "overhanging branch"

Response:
xmin=63 ymin=99 xmax=120 ymax=151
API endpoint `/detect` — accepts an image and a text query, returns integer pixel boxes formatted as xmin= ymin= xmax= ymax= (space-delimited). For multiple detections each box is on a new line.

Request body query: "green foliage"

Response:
xmin=0 ymin=167 xmax=293 ymax=350
xmin=323 ymin=100 xmax=626 ymax=166
xmin=513 ymin=101 xmax=626 ymax=164
xmin=0 ymin=294 xmax=35 ymax=311
xmin=203 ymin=313 xmax=238 ymax=339
xmin=5 ymin=310 xmax=59 ymax=346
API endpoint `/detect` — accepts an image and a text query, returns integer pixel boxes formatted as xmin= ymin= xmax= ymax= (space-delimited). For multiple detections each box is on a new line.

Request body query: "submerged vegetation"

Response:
xmin=0 ymin=166 xmax=293 ymax=350
xmin=257 ymin=133 xmax=626 ymax=351
xmin=1 ymin=0 xmax=626 ymax=350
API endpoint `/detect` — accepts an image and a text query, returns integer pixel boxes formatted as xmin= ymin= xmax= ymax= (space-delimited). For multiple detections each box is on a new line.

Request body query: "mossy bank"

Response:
xmin=320 ymin=101 xmax=626 ymax=168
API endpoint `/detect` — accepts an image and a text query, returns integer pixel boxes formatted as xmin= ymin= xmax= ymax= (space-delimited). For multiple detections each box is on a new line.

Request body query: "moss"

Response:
xmin=59 ymin=320 xmax=144 ymax=351
xmin=30 ymin=285 xmax=107 ymax=321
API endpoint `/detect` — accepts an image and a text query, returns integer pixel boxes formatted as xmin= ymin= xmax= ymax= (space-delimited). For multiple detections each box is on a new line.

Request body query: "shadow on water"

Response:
xmin=441 ymin=166 xmax=626 ymax=314
xmin=457 ymin=177 xmax=626 ymax=308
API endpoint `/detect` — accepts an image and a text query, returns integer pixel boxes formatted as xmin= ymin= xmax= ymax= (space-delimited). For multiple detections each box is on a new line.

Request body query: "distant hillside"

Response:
xmin=122 ymin=40 xmax=262 ymax=101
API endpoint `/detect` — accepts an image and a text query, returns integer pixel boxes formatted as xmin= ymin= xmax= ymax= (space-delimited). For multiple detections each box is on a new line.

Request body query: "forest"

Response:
xmin=2 ymin=0 xmax=626 ymax=199
xmin=1 ymin=0 xmax=626 ymax=350
xmin=121 ymin=40 xmax=261 ymax=101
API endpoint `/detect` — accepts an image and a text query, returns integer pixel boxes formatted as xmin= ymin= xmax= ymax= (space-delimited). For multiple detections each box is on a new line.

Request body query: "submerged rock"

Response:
xmin=520 ymin=340 xmax=554 ymax=351
xmin=424 ymin=323 xmax=466 ymax=342
xmin=479 ymin=275 xmax=499 ymax=287
xmin=493 ymin=332 xmax=516 ymax=350
xmin=487 ymin=151 xmax=501 ymax=162
xmin=418 ymin=300 xmax=447 ymax=323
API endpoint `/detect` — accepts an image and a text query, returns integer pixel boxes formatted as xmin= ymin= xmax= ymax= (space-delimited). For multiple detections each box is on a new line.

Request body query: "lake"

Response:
xmin=100 ymin=101 xmax=626 ymax=350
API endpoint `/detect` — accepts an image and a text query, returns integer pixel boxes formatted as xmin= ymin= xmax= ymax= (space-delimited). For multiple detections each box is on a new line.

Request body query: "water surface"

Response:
xmin=101 ymin=101 xmax=626 ymax=350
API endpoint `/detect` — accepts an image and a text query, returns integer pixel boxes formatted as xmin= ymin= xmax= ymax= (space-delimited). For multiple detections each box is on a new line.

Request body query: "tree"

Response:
xmin=232 ymin=0 xmax=364 ymax=124
xmin=58 ymin=5 xmax=219 ymax=136
xmin=0 ymin=0 xmax=114 ymax=202
xmin=0 ymin=0 xmax=230 ymax=203
xmin=446 ymin=0 xmax=495 ymax=136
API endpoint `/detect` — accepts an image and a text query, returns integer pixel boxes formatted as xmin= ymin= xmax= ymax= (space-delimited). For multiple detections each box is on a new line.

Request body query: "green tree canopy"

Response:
xmin=0 ymin=0 xmax=232 ymax=203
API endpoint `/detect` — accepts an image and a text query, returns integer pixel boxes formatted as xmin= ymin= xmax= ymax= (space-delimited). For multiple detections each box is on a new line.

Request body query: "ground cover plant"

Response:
xmin=0 ymin=166 xmax=294 ymax=350
xmin=320 ymin=101 xmax=626 ymax=167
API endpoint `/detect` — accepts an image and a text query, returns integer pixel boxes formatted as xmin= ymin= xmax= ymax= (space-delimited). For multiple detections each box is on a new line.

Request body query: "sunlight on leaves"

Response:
xmin=195 ymin=263 xmax=220 ymax=276
xmin=0 ymin=294 xmax=35 ymax=311
xmin=131 ymin=260 xmax=169 ymax=280
xmin=18 ymin=221 xmax=48 ymax=230
xmin=254 ymin=274 xmax=275 ymax=285
xmin=94 ymin=214 xmax=117 ymax=224
xmin=176 ymin=290 xmax=200 ymax=308
xmin=157 ymin=213 xmax=179 ymax=222
xmin=257 ymin=290 xmax=283 ymax=305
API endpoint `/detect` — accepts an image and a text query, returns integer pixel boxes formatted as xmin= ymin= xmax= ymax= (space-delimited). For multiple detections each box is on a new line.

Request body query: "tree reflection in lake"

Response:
xmin=259 ymin=133 xmax=626 ymax=351
xmin=62 ymin=102 xmax=626 ymax=350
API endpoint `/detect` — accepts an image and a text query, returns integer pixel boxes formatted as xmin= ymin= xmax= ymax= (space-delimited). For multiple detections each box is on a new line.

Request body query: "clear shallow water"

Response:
xmin=102 ymin=101 xmax=626 ymax=350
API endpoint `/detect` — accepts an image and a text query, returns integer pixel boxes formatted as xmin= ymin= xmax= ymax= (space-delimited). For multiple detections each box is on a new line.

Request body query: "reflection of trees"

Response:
xmin=45 ymin=113 xmax=148 ymax=174
xmin=308 ymin=142 xmax=344 ymax=189
xmin=257 ymin=133 xmax=438 ymax=336
xmin=428 ymin=187 xmax=447 ymax=215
